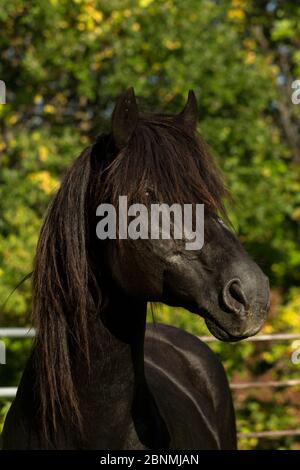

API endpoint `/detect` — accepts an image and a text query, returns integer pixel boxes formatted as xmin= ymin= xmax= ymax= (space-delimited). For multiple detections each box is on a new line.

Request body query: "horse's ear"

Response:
xmin=112 ymin=87 xmax=139 ymax=149
xmin=176 ymin=90 xmax=198 ymax=132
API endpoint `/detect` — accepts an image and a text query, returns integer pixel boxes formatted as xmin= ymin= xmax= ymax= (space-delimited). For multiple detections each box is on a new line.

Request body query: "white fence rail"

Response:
xmin=0 ymin=328 xmax=35 ymax=338
xmin=0 ymin=387 xmax=17 ymax=398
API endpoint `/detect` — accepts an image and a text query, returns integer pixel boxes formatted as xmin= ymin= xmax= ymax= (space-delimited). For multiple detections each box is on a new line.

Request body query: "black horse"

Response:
xmin=2 ymin=89 xmax=269 ymax=450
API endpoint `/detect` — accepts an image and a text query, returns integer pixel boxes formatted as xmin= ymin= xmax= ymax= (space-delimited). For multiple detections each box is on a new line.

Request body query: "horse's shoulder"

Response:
xmin=145 ymin=322 xmax=229 ymax=391
xmin=145 ymin=322 xmax=218 ymax=364
xmin=144 ymin=322 xmax=236 ymax=450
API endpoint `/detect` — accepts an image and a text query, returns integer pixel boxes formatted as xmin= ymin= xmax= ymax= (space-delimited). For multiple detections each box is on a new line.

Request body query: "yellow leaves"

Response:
xmin=164 ymin=39 xmax=181 ymax=50
xmin=262 ymin=324 xmax=274 ymax=334
xmin=276 ymin=289 xmax=300 ymax=331
xmin=100 ymin=48 xmax=114 ymax=59
xmin=227 ymin=8 xmax=245 ymax=20
xmin=228 ymin=1 xmax=246 ymax=21
xmin=79 ymin=121 xmax=92 ymax=132
xmin=38 ymin=145 xmax=49 ymax=162
xmin=85 ymin=5 xmax=103 ymax=23
xmin=78 ymin=4 xmax=104 ymax=31
xmin=110 ymin=10 xmax=122 ymax=22
xmin=32 ymin=131 xmax=41 ymax=142
xmin=291 ymin=207 xmax=300 ymax=221
xmin=239 ymin=437 xmax=258 ymax=450
xmin=231 ymin=0 xmax=246 ymax=6
xmin=243 ymin=38 xmax=256 ymax=64
xmin=261 ymin=167 xmax=272 ymax=178
xmin=92 ymin=48 xmax=114 ymax=70
xmin=139 ymin=0 xmax=154 ymax=8
xmin=78 ymin=22 xmax=86 ymax=31
xmin=245 ymin=51 xmax=256 ymax=64
xmin=132 ymin=22 xmax=141 ymax=32
xmin=270 ymin=64 xmax=280 ymax=77
xmin=44 ymin=104 xmax=55 ymax=114
xmin=27 ymin=171 xmax=58 ymax=195
xmin=34 ymin=94 xmax=43 ymax=104
xmin=7 ymin=114 xmax=19 ymax=125
xmin=243 ymin=39 xmax=257 ymax=64
xmin=291 ymin=339 xmax=300 ymax=350
xmin=261 ymin=350 xmax=275 ymax=362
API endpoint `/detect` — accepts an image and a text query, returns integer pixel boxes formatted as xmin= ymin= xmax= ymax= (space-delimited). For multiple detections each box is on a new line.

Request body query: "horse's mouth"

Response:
xmin=204 ymin=317 xmax=262 ymax=342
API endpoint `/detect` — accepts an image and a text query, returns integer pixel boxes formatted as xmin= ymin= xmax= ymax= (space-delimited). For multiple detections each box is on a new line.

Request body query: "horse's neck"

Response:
xmin=97 ymin=294 xmax=148 ymax=391
xmin=74 ymin=294 xmax=163 ymax=447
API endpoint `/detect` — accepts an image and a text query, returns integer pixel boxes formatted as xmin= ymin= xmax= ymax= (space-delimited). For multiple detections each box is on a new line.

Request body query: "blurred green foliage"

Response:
xmin=0 ymin=0 xmax=299 ymax=449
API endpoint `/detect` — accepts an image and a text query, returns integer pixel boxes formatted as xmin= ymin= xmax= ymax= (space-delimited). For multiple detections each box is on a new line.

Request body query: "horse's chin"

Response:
xmin=204 ymin=318 xmax=255 ymax=342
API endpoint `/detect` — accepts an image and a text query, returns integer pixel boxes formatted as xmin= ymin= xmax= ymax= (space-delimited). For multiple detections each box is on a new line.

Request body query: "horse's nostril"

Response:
xmin=222 ymin=279 xmax=249 ymax=314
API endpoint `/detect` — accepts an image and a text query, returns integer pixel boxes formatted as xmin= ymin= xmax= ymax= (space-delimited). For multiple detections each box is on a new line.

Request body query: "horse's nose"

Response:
xmin=222 ymin=278 xmax=249 ymax=314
